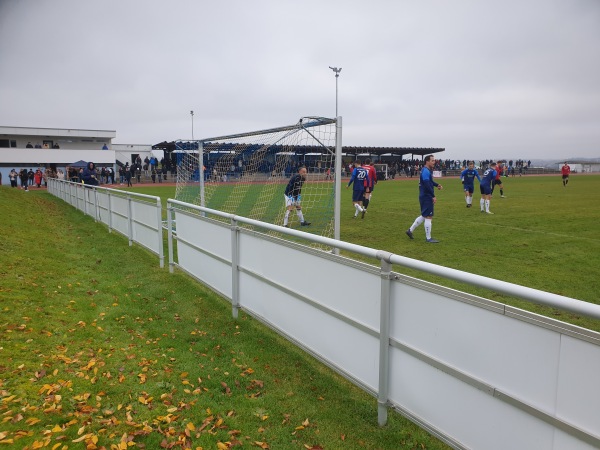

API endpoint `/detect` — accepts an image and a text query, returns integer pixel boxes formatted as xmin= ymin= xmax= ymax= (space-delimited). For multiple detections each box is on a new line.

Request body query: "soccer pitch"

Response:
xmin=130 ymin=174 xmax=600 ymax=332
xmin=340 ymin=174 xmax=600 ymax=331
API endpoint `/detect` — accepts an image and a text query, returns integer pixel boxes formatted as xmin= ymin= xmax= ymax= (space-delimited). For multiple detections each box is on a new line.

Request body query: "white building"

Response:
xmin=0 ymin=126 xmax=156 ymax=184
xmin=557 ymin=161 xmax=600 ymax=173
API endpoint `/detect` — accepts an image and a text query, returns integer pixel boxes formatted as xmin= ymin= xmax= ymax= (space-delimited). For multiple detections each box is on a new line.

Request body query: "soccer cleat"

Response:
xmin=405 ymin=229 xmax=414 ymax=240
xmin=466 ymin=204 xmax=471 ymax=208
xmin=486 ymin=211 xmax=494 ymax=214
xmin=300 ymin=221 xmax=311 ymax=226
xmin=283 ymin=224 xmax=289 ymax=228
xmin=426 ymin=238 xmax=439 ymax=243
xmin=361 ymin=209 xmax=366 ymax=219
xmin=501 ymin=195 xmax=506 ymax=198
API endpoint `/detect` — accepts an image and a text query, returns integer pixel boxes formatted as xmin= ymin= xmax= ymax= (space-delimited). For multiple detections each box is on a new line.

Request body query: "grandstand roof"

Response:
xmin=152 ymin=141 xmax=444 ymax=158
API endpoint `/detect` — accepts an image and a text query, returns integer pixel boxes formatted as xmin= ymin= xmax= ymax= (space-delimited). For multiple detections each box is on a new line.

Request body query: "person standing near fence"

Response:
xmin=283 ymin=166 xmax=311 ymax=228
xmin=561 ymin=162 xmax=571 ymax=186
xmin=460 ymin=161 xmax=481 ymax=208
xmin=480 ymin=162 xmax=497 ymax=214
xmin=81 ymin=162 xmax=99 ymax=186
xmin=362 ymin=158 xmax=377 ymax=213
xmin=347 ymin=161 xmax=370 ymax=219
xmin=405 ymin=154 xmax=443 ymax=243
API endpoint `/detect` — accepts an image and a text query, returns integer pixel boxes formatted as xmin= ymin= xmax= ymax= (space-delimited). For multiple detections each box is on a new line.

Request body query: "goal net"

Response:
xmin=174 ymin=117 xmax=338 ymax=240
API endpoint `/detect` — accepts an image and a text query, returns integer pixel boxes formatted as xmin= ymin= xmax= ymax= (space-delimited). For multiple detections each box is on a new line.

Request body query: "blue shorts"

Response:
xmin=352 ymin=190 xmax=365 ymax=202
xmin=480 ymin=184 xmax=492 ymax=195
xmin=419 ymin=196 xmax=434 ymax=217
xmin=463 ymin=184 xmax=474 ymax=194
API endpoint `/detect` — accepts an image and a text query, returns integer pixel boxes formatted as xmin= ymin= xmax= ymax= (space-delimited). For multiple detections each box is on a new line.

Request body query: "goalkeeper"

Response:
xmin=283 ymin=166 xmax=311 ymax=228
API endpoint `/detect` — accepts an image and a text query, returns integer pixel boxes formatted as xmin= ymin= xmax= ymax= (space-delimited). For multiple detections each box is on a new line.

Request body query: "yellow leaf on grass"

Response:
xmin=186 ymin=422 xmax=196 ymax=431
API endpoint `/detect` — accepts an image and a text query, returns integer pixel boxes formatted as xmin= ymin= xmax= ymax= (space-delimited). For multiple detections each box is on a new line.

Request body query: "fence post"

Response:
xmin=93 ymin=188 xmax=99 ymax=222
xmin=167 ymin=203 xmax=174 ymax=274
xmin=231 ymin=217 xmax=240 ymax=319
xmin=377 ymin=251 xmax=393 ymax=426
xmin=127 ymin=194 xmax=133 ymax=247
xmin=157 ymin=197 xmax=164 ymax=269
xmin=107 ymin=191 xmax=112 ymax=233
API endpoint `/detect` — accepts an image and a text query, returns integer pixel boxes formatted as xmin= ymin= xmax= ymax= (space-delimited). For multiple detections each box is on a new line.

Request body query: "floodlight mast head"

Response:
xmin=329 ymin=66 xmax=342 ymax=78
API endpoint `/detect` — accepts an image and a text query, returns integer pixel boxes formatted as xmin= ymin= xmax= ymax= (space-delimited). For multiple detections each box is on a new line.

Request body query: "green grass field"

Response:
xmin=1 ymin=174 xmax=598 ymax=449
xmin=129 ymin=174 xmax=600 ymax=332
xmin=0 ymin=186 xmax=451 ymax=450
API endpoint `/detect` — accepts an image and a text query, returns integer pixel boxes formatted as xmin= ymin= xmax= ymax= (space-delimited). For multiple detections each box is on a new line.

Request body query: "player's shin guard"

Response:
xmin=363 ymin=198 xmax=369 ymax=209
xmin=480 ymin=198 xmax=485 ymax=211
xmin=424 ymin=218 xmax=432 ymax=240
xmin=296 ymin=209 xmax=305 ymax=223
xmin=284 ymin=210 xmax=290 ymax=226
xmin=410 ymin=215 xmax=425 ymax=232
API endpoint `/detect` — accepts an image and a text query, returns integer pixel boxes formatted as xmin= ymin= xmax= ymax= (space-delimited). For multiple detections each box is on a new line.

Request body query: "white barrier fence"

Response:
xmin=45 ymin=180 xmax=600 ymax=449
xmin=47 ymin=178 xmax=164 ymax=268
xmin=167 ymin=199 xmax=600 ymax=450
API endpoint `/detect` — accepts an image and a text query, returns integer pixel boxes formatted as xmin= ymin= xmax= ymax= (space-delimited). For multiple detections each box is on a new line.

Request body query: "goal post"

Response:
xmin=374 ymin=163 xmax=388 ymax=181
xmin=174 ymin=116 xmax=342 ymax=243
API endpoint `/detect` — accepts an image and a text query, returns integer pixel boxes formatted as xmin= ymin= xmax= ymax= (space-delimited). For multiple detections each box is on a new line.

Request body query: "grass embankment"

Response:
xmin=0 ymin=187 xmax=449 ymax=449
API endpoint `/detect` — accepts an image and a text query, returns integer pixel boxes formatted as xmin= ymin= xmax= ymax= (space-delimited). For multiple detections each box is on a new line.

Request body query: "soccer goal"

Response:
xmin=374 ymin=163 xmax=388 ymax=181
xmin=174 ymin=117 xmax=341 ymax=242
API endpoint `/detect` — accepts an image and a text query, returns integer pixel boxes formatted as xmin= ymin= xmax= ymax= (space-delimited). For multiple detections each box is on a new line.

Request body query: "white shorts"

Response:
xmin=285 ymin=194 xmax=301 ymax=208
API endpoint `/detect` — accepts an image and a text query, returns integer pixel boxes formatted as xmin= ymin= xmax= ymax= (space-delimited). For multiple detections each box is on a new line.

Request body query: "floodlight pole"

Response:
xmin=330 ymin=66 xmax=342 ymax=253
xmin=190 ymin=110 xmax=194 ymax=140
xmin=329 ymin=66 xmax=342 ymax=117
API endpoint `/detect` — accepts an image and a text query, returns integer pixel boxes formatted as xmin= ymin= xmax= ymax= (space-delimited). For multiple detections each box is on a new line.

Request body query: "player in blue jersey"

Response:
xmin=405 ymin=155 xmax=443 ymax=243
xmin=283 ymin=166 xmax=311 ymax=227
xmin=479 ymin=162 xmax=497 ymax=214
xmin=346 ymin=161 xmax=370 ymax=218
xmin=460 ymin=161 xmax=481 ymax=208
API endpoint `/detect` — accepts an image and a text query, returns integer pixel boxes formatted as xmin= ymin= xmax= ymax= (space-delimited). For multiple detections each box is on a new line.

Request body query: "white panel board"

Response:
xmin=238 ymin=232 xmax=380 ymax=330
xmin=388 ymin=348 xmax=556 ymax=450
xmin=96 ymin=191 xmax=110 ymax=226
xmin=175 ymin=212 xmax=232 ymax=298
xmin=239 ymin=270 xmax=380 ymax=390
xmin=390 ymin=281 xmax=560 ymax=411
xmin=176 ymin=213 xmax=232 ymax=262
xmin=131 ymin=201 xmax=159 ymax=254
xmin=109 ymin=196 xmax=130 ymax=237
xmin=556 ymin=336 xmax=600 ymax=436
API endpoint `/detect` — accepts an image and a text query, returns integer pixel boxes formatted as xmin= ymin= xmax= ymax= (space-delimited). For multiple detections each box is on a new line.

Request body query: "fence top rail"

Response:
xmin=167 ymin=198 xmax=600 ymax=322
xmin=53 ymin=178 xmax=161 ymax=203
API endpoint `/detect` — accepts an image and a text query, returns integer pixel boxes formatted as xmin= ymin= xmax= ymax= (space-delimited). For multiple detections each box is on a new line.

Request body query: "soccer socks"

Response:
xmin=283 ymin=210 xmax=290 ymax=226
xmin=500 ymin=189 xmax=504 ymax=196
xmin=485 ymin=200 xmax=490 ymax=212
xmin=424 ymin=218 xmax=432 ymax=240
xmin=296 ymin=209 xmax=305 ymax=223
xmin=409 ymin=216 xmax=425 ymax=232
xmin=363 ymin=198 xmax=370 ymax=209
xmin=480 ymin=198 xmax=485 ymax=211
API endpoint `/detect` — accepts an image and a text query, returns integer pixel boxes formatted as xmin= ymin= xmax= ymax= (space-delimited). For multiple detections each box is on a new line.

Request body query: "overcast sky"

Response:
xmin=1 ymin=0 xmax=599 ymax=160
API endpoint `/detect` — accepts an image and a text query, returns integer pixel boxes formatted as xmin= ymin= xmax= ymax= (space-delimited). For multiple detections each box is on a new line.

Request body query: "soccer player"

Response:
xmin=405 ymin=154 xmax=443 ymax=243
xmin=283 ymin=166 xmax=311 ymax=227
xmin=492 ymin=161 xmax=506 ymax=198
xmin=480 ymin=162 xmax=497 ymax=214
xmin=346 ymin=160 xmax=369 ymax=218
xmin=561 ymin=162 xmax=571 ymax=186
xmin=362 ymin=158 xmax=377 ymax=213
xmin=460 ymin=161 xmax=481 ymax=208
